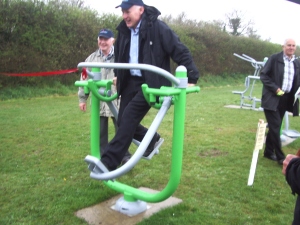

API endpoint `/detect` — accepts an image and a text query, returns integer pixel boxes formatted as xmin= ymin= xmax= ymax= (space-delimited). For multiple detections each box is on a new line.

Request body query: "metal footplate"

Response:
xmin=142 ymin=138 xmax=164 ymax=160
xmin=84 ymin=155 xmax=114 ymax=181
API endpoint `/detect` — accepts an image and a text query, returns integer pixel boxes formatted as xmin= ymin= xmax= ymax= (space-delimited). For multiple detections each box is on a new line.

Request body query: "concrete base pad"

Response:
xmin=75 ymin=187 xmax=182 ymax=225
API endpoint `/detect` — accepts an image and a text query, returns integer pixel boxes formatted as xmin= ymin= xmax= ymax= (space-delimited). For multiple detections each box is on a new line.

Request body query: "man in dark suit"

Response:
xmin=260 ymin=38 xmax=300 ymax=165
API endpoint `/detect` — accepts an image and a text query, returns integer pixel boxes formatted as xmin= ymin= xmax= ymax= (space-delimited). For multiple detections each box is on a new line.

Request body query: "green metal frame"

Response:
xmin=75 ymin=67 xmax=200 ymax=203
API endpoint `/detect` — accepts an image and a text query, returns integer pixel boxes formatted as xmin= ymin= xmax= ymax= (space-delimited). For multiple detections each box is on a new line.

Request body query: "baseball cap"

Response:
xmin=98 ymin=29 xmax=114 ymax=39
xmin=115 ymin=0 xmax=144 ymax=10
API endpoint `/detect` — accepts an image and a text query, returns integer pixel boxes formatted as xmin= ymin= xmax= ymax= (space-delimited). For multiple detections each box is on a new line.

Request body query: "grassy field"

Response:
xmin=1 ymin=80 xmax=300 ymax=225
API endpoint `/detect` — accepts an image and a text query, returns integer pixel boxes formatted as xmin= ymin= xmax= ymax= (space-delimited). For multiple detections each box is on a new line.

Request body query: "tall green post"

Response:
xmin=90 ymin=96 xmax=100 ymax=159
xmin=168 ymin=66 xmax=187 ymax=193
xmin=90 ymin=67 xmax=101 ymax=159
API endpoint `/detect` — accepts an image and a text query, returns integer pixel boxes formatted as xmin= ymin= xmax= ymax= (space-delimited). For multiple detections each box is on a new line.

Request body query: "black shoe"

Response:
xmin=263 ymin=153 xmax=277 ymax=161
xmin=143 ymin=133 xmax=161 ymax=157
xmin=120 ymin=155 xmax=131 ymax=166
xmin=277 ymin=159 xmax=284 ymax=165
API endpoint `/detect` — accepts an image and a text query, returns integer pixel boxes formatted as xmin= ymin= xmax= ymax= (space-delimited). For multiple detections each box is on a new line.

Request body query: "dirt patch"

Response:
xmin=198 ymin=149 xmax=228 ymax=157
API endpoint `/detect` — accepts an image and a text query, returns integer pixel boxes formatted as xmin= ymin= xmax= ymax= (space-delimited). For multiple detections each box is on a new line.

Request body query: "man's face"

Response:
xmin=98 ymin=36 xmax=114 ymax=53
xmin=283 ymin=39 xmax=296 ymax=58
xmin=121 ymin=5 xmax=144 ymax=29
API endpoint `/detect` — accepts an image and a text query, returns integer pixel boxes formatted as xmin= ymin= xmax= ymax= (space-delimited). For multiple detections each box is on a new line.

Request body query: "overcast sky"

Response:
xmin=83 ymin=0 xmax=300 ymax=45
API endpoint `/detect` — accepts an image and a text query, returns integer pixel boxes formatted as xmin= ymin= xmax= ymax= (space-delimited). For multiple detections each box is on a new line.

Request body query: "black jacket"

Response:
xmin=114 ymin=5 xmax=200 ymax=96
xmin=260 ymin=51 xmax=300 ymax=116
xmin=286 ymin=158 xmax=300 ymax=225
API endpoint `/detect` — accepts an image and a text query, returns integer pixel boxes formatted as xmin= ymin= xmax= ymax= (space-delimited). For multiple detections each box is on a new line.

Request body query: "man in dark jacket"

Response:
xmin=283 ymin=154 xmax=300 ymax=225
xmin=99 ymin=0 xmax=200 ymax=171
xmin=260 ymin=38 xmax=300 ymax=165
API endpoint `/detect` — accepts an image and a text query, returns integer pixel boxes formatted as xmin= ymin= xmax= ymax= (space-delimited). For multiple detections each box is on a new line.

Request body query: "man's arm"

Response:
xmin=158 ymin=21 xmax=199 ymax=85
xmin=260 ymin=54 xmax=280 ymax=93
xmin=283 ymin=155 xmax=300 ymax=195
xmin=78 ymin=69 xmax=89 ymax=112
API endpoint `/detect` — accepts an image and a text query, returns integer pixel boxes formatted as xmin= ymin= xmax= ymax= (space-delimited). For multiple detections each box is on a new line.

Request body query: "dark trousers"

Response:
xmin=99 ymin=116 xmax=117 ymax=156
xmin=264 ymin=93 xmax=291 ymax=160
xmin=292 ymin=195 xmax=300 ymax=225
xmin=101 ymin=76 xmax=151 ymax=170
xmin=100 ymin=116 xmax=132 ymax=159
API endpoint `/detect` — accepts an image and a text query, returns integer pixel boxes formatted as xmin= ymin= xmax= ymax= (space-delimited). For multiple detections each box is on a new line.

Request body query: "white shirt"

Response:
xmin=129 ymin=20 xmax=142 ymax=76
xmin=282 ymin=54 xmax=295 ymax=93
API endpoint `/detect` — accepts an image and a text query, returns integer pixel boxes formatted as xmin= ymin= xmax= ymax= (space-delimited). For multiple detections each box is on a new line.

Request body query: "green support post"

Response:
xmin=91 ymin=95 xmax=100 ymax=159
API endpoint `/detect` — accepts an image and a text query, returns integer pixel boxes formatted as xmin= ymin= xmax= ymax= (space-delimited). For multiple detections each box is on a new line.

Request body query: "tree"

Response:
xmin=247 ymin=27 xmax=261 ymax=40
xmin=224 ymin=9 xmax=256 ymax=37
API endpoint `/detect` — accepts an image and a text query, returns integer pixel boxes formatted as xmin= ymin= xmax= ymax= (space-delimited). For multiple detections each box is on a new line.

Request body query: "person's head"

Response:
xmin=97 ymin=29 xmax=115 ymax=55
xmin=282 ymin=38 xmax=296 ymax=58
xmin=115 ymin=0 xmax=144 ymax=29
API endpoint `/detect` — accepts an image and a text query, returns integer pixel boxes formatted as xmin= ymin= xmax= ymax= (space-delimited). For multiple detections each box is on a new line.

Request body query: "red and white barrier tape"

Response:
xmin=0 ymin=68 xmax=79 ymax=77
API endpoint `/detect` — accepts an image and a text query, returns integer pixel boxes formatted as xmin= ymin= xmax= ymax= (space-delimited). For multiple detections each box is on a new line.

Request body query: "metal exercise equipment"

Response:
xmin=75 ymin=62 xmax=200 ymax=216
xmin=232 ymin=53 xmax=267 ymax=110
xmin=282 ymin=112 xmax=300 ymax=138
xmin=281 ymin=57 xmax=300 ymax=138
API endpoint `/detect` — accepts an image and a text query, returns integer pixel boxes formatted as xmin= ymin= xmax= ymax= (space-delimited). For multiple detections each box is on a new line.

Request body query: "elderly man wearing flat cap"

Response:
xmin=98 ymin=0 xmax=200 ymax=171
xmin=78 ymin=28 xmax=132 ymax=165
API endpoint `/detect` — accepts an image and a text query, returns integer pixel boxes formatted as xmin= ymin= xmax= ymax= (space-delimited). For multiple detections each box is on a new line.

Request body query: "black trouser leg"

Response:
xmin=111 ymin=116 xmax=132 ymax=158
xmin=264 ymin=94 xmax=290 ymax=160
xmin=99 ymin=116 xmax=109 ymax=157
xmin=101 ymin=76 xmax=150 ymax=170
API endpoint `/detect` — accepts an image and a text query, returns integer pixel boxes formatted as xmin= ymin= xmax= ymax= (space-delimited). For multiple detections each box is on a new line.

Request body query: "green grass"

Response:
xmin=1 ymin=80 xmax=299 ymax=225
xmin=0 ymin=82 xmax=77 ymax=101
